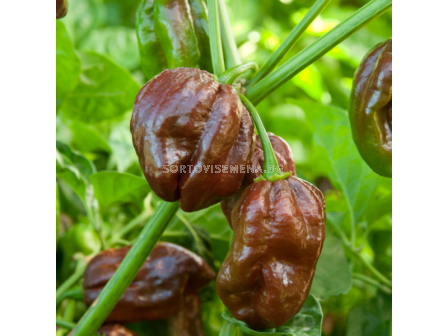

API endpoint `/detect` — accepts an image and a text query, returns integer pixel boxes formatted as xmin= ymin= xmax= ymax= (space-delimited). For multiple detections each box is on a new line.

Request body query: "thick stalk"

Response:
xmin=71 ymin=201 xmax=179 ymax=336
xmin=208 ymin=0 xmax=226 ymax=75
xmin=248 ymin=0 xmax=332 ymax=87
xmin=238 ymin=94 xmax=291 ymax=181
xmin=218 ymin=62 xmax=258 ymax=85
xmin=56 ymin=257 xmax=86 ymax=303
xmin=246 ymin=0 xmax=392 ymax=105
xmin=218 ymin=0 xmax=241 ymax=68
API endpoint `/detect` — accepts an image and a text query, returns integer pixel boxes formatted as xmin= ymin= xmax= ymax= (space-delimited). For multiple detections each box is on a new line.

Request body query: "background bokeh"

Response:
xmin=56 ymin=0 xmax=392 ymax=335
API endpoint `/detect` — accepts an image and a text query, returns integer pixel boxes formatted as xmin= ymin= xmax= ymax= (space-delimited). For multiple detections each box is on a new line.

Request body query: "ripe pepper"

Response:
xmin=97 ymin=324 xmax=138 ymax=336
xmin=56 ymin=0 xmax=68 ymax=19
xmin=131 ymin=67 xmax=254 ymax=212
xmin=221 ymin=133 xmax=296 ymax=227
xmin=83 ymin=242 xmax=215 ymax=328
xmin=216 ymin=176 xmax=326 ymax=330
xmin=137 ymin=0 xmax=212 ymax=80
xmin=349 ymin=39 xmax=392 ymax=177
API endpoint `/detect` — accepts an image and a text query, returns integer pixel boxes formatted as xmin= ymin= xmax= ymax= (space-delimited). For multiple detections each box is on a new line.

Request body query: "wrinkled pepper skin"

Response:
xmin=188 ymin=0 xmax=213 ymax=73
xmin=97 ymin=324 xmax=138 ymax=336
xmin=84 ymin=242 xmax=216 ymax=324
xmin=131 ymin=68 xmax=254 ymax=212
xmin=349 ymin=39 xmax=392 ymax=177
xmin=136 ymin=0 xmax=167 ymax=80
xmin=217 ymin=177 xmax=326 ymax=330
xmin=154 ymin=0 xmax=200 ymax=69
xmin=56 ymin=0 xmax=68 ymax=19
xmin=221 ymin=133 xmax=296 ymax=227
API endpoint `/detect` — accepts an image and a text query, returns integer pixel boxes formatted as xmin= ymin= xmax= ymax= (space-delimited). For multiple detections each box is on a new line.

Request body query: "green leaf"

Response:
xmin=60 ymin=0 xmax=106 ymax=44
xmin=56 ymin=141 xmax=96 ymax=201
xmin=108 ymin=115 xmax=139 ymax=172
xmin=311 ymin=233 xmax=352 ymax=300
xmin=56 ymin=21 xmax=81 ymax=105
xmin=61 ymin=52 xmax=140 ymax=124
xmin=222 ymin=295 xmax=323 ymax=335
xmin=71 ymin=121 xmax=111 ymax=153
xmin=90 ymin=171 xmax=150 ymax=208
xmin=346 ymin=294 xmax=392 ymax=336
xmin=298 ymin=101 xmax=383 ymax=229
xmin=80 ymin=27 xmax=140 ymax=71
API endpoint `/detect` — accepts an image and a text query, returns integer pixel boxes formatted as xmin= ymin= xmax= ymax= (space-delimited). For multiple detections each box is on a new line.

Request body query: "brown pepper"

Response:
xmin=56 ymin=0 xmax=68 ymax=19
xmin=221 ymin=133 xmax=296 ymax=227
xmin=131 ymin=67 xmax=254 ymax=212
xmin=83 ymin=242 xmax=215 ymax=326
xmin=349 ymin=39 xmax=392 ymax=177
xmin=167 ymin=293 xmax=206 ymax=336
xmin=97 ymin=324 xmax=139 ymax=336
xmin=216 ymin=176 xmax=325 ymax=330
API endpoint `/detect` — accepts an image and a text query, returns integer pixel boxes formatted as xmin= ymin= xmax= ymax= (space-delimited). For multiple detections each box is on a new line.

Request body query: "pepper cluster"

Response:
xmin=137 ymin=0 xmax=213 ymax=79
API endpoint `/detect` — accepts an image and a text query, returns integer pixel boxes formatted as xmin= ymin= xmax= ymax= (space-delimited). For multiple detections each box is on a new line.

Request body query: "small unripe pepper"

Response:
xmin=137 ymin=0 xmax=213 ymax=79
xmin=221 ymin=133 xmax=296 ymax=227
xmin=83 ymin=242 xmax=215 ymax=327
xmin=56 ymin=0 xmax=68 ymax=19
xmin=216 ymin=176 xmax=325 ymax=330
xmin=131 ymin=67 xmax=254 ymax=212
xmin=349 ymin=39 xmax=392 ymax=177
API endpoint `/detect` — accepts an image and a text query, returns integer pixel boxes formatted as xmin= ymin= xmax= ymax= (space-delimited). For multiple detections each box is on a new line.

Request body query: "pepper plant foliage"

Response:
xmin=56 ymin=0 xmax=392 ymax=335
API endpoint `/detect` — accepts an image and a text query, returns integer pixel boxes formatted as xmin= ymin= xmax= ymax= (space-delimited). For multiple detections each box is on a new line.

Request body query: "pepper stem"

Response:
xmin=218 ymin=0 xmax=241 ymax=68
xmin=238 ymin=94 xmax=292 ymax=181
xmin=218 ymin=62 xmax=258 ymax=85
xmin=208 ymin=0 xmax=226 ymax=75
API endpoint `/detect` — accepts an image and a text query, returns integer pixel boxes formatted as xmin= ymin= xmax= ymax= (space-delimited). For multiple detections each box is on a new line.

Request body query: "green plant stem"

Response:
xmin=248 ymin=0 xmax=332 ymax=87
xmin=218 ymin=0 xmax=241 ymax=68
xmin=71 ymin=201 xmax=179 ymax=336
xmin=238 ymin=94 xmax=291 ymax=181
xmin=353 ymin=273 xmax=392 ymax=295
xmin=56 ymin=288 xmax=84 ymax=306
xmin=208 ymin=0 xmax=226 ymax=75
xmin=113 ymin=210 xmax=152 ymax=240
xmin=347 ymin=245 xmax=392 ymax=288
xmin=246 ymin=0 xmax=392 ymax=105
xmin=56 ymin=257 xmax=86 ymax=304
xmin=57 ymin=300 xmax=76 ymax=336
xmin=218 ymin=62 xmax=258 ymax=85
xmin=56 ymin=320 xmax=76 ymax=330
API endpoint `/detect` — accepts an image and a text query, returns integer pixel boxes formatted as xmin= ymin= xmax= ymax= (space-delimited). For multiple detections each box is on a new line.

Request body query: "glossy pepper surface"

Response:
xmin=131 ymin=67 xmax=254 ymax=212
xmin=349 ymin=39 xmax=392 ymax=177
xmin=137 ymin=0 xmax=212 ymax=79
xmin=221 ymin=133 xmax=296 ymax=227
xmin=216 ymin=176 xmax=326 ymax=330
xmin=56 ymin=0 xmax=68 ymax=19
xmin=97 ymin=324 xmax=138 ymax=336
xmin=83 ymin=242 xmax=216 ymax=324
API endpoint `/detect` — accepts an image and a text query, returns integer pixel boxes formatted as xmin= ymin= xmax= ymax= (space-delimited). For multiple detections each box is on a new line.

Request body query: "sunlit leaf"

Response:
xmin=90 ymin=171 xmax=150 ymax=207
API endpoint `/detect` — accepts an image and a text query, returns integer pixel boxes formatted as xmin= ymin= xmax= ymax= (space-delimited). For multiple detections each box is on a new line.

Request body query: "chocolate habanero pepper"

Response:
xmin=216 ymin=176 xmax=326 ymax=330
xmin=56 ymin=0 xmax=68 ymax=19
xmin=131 ymin=67 xmax=254 ymax=212
xmin=221 ymin=133 xmax=296 ymax=227
xmin=84 ymin=242 xmax=215 ymax=329
xmin=349 ymin=39 xmax=392 ymax=177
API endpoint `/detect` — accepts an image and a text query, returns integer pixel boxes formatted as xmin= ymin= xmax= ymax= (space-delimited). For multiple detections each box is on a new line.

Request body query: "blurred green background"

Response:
xmin=56 ymin=0 xmax=392 ymax=335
